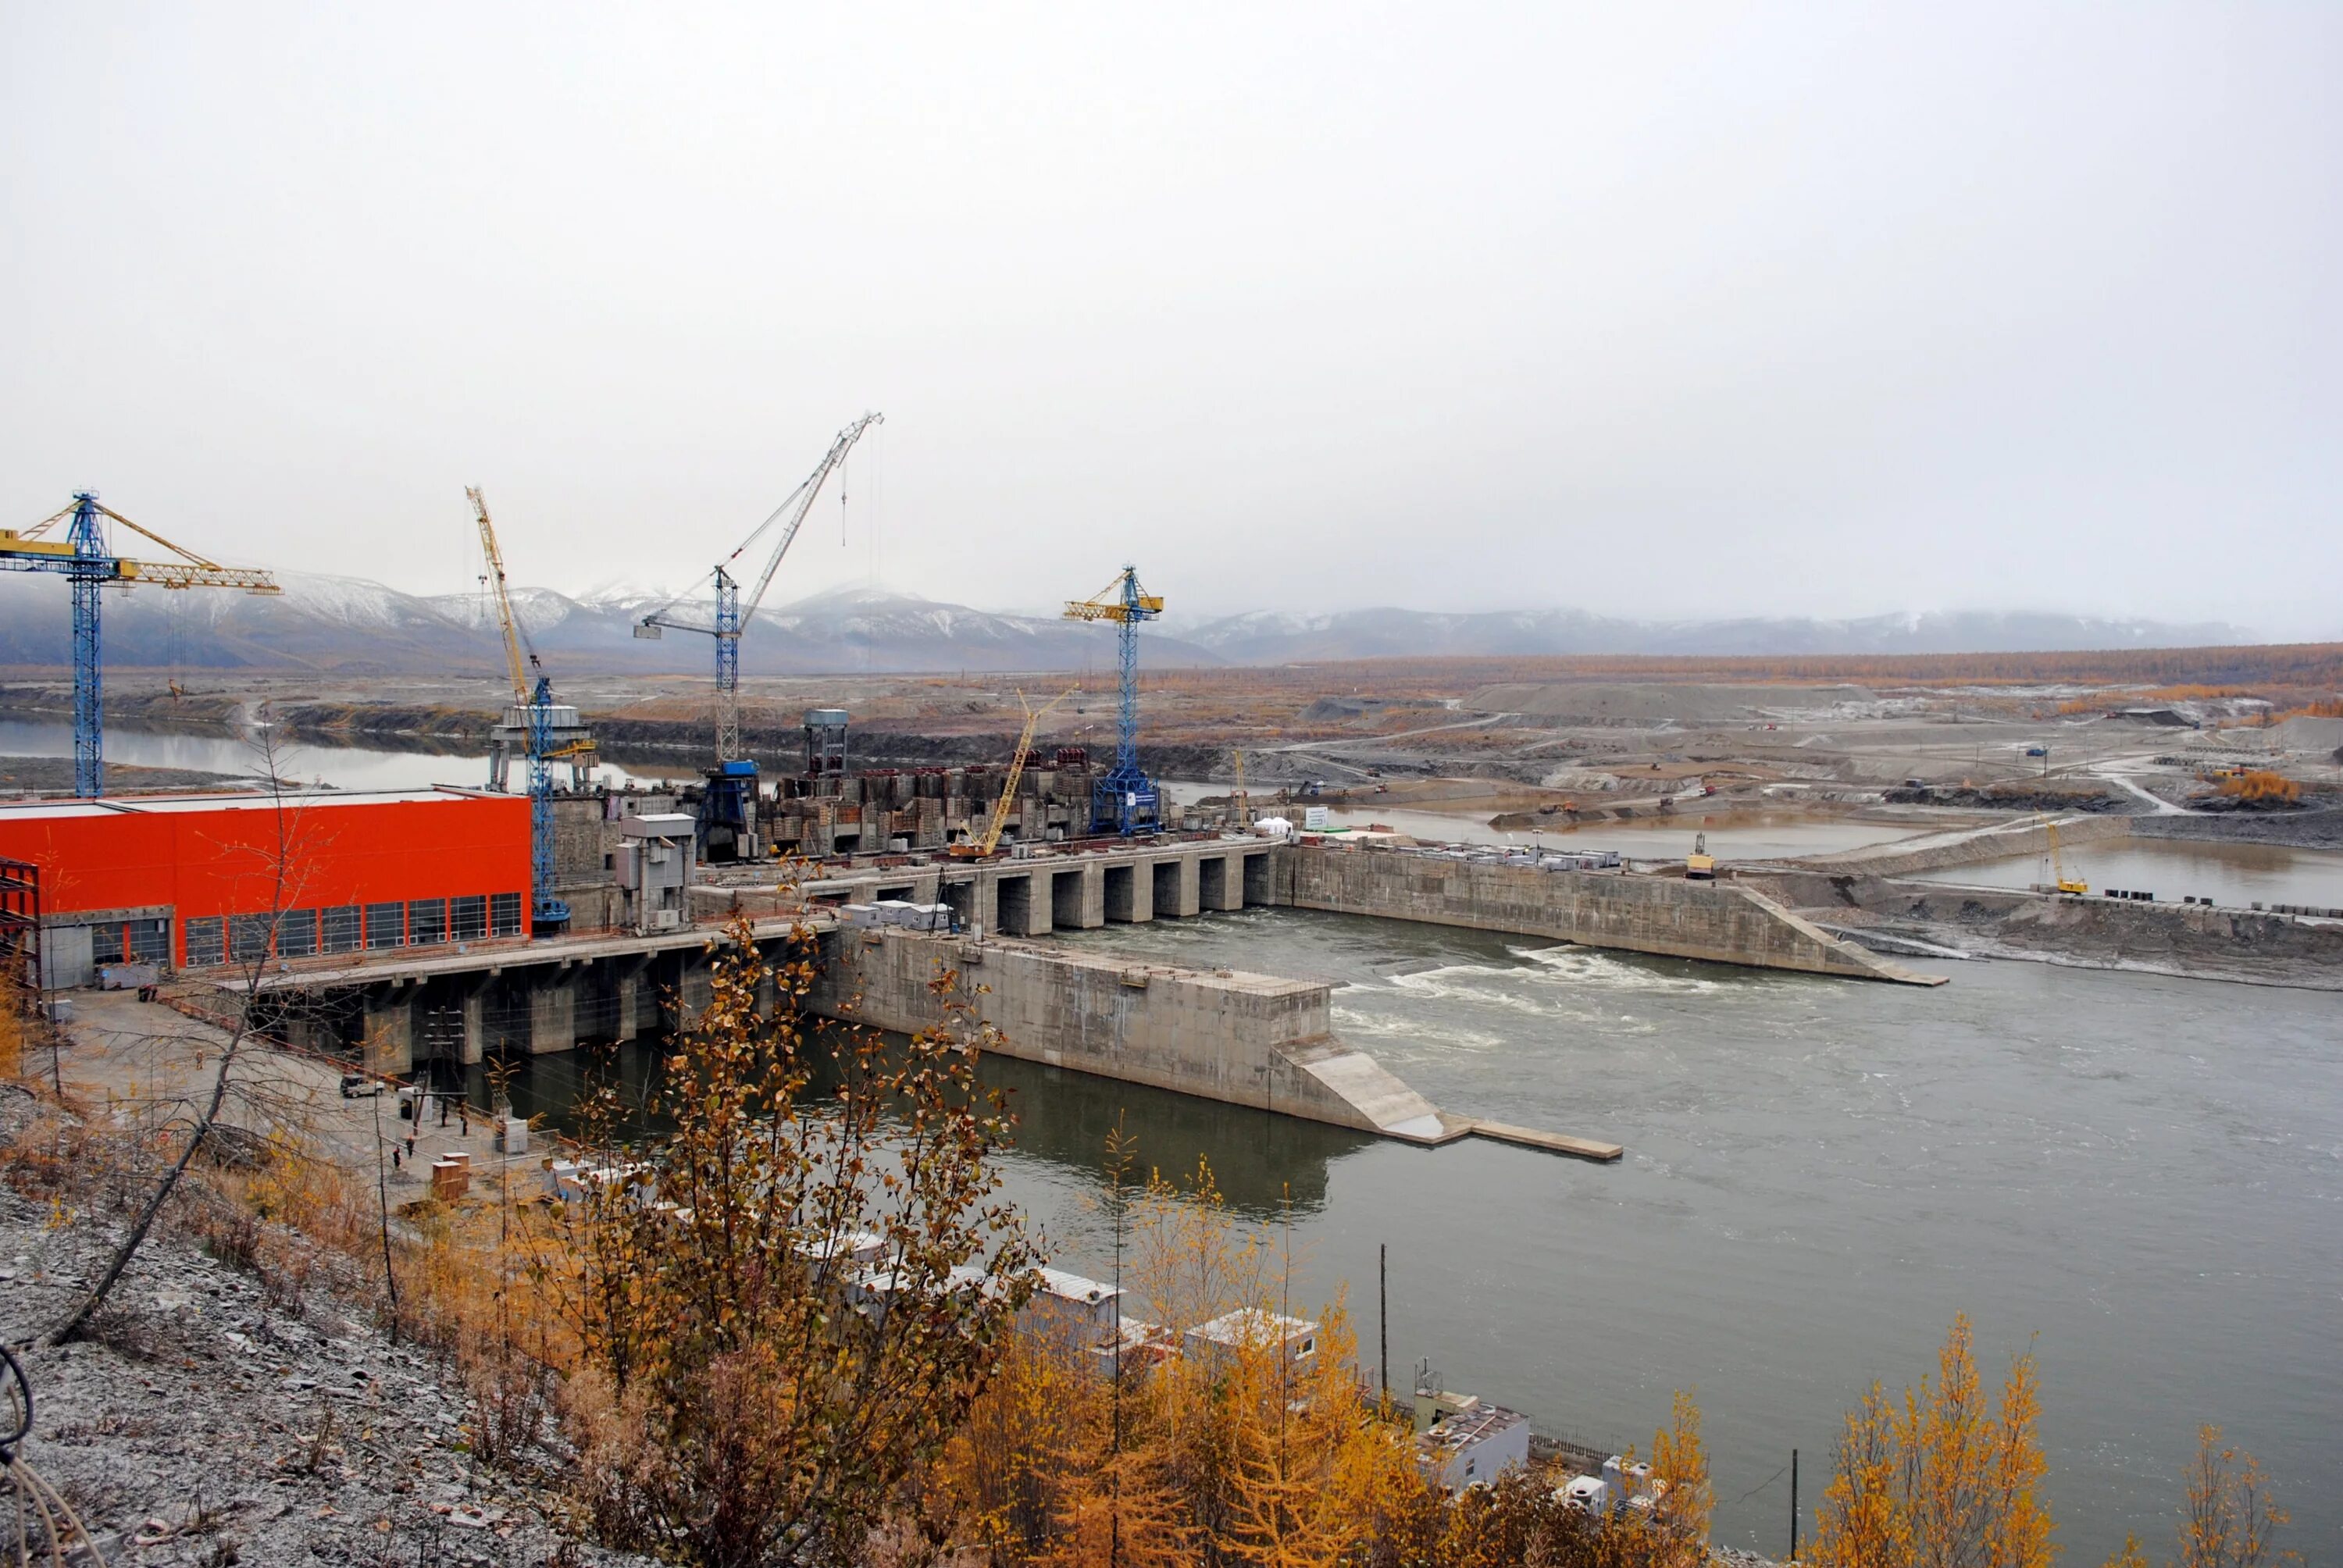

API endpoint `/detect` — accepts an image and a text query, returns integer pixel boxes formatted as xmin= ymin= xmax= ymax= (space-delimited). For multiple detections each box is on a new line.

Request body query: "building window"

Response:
xmin=127 ymin=920 xmax=170 ymax=965
xmin=365 ymin=902 xmax=406 ymax=950
xmin=489 ymin=892 xmax=522 ymax=937
xmin=1296 ymin=1338 xmax=1316 ymax=1359
xmin=277 ymin=910 xmax=318 ymax=959
xmin=87 ymin=924 xmax=128 ymax=966
xmin=408 ymin=899 xmax=446 ymax=946
xmin=184 ymin=917 xmax=224 ymax=968
xmin=229 ymin=913 xmax=274 ymax=964
xmin=322 ymin=906 xmax=362 ymax=954
xmin=451 ymin=895 xmax=488 ymax=943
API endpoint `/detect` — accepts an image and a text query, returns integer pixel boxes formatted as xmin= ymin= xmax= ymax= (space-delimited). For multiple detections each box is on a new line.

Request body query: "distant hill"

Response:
xmin=0 ymin=572 xmax=2256 ymax=675
xmin=1175 ymin=608 xmax=2254 ymax=662
xmin=0 ymin=575 xmax=1216 ymax=675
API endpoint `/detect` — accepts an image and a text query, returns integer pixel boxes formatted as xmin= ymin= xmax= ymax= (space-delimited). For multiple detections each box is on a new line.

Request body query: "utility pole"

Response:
xmin=1378 ymin=1243 xmax=1389 ymax=1406
xmin=1790 ymin=1447 xmax=1799 ymax=1561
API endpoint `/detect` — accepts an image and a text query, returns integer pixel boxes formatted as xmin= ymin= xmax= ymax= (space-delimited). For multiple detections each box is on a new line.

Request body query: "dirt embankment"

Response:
xmin=2131 ymin=807 xmax=2343 ymax=852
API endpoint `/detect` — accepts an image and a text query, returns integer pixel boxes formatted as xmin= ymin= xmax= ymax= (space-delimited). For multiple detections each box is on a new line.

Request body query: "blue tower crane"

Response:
xmin=633 ymin=412 xmax=882 ymax=861
xmin=1 ymin=494 xmax=280 ymax=796
xmin=1063 ymin=566 xmax=1164 ymax=835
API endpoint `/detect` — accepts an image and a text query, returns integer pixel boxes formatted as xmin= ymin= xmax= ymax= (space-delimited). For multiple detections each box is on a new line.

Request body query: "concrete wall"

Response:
xmin=1273 ymin=846 xmax=1941 ymax=985
xmin=809 ymin=929 xmax=1446 ymax=1141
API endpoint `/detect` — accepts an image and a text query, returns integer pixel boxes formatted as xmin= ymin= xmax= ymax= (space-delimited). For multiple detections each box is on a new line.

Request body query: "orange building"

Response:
xmin=0 ymin=788 xmax=531 ymax=987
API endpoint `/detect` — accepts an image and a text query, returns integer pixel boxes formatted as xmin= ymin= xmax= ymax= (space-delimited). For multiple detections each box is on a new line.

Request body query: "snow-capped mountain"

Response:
xmin=0 ymin=568 xmax=2257 ymax=675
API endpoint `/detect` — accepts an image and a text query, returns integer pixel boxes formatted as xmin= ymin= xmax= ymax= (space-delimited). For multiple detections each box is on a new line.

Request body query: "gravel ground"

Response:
xmin=0 ymin=1109 xmax=640 ymax=1566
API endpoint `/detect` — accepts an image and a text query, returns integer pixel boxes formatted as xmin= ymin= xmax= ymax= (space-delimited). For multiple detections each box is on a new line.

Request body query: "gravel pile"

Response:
xmin=0 ymin=1181 xmax=642 ymax=1566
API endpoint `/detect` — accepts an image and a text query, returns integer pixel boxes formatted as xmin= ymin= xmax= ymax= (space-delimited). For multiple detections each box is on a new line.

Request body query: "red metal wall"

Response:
xmin=0 ymin=793 xmax=532 ymax=960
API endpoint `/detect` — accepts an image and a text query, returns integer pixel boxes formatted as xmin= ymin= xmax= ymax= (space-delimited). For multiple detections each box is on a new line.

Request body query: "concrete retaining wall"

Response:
xmin=809 ymin=928 xmax=1448 ymax=1140
xmin=1272 ymin=846 xmax=1942 ymax=985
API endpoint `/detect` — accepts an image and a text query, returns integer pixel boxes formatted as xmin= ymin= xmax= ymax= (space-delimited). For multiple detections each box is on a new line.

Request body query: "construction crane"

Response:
xmin=950 ymin=687 xmax=1076 ymax=859
xmin=1063 ymin=565 xmax=1164 ymax=835
xmin=1 ymin=494 xmax=278 ymax=797
xmin=633 ymin=413 xmax=883 ymax=860
xmin=2044 ymin=818 xmax=2088 ymax=896
xmin=468 ymin=486 xmax=587 ymax=933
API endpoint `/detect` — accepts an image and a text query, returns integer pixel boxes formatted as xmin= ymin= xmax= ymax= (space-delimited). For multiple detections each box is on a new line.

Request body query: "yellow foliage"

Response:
xmin=1810 ymin=1314 xmax=2054 ymax=1568
xmin=2216 ymin=772 xmax=2301 ymax=804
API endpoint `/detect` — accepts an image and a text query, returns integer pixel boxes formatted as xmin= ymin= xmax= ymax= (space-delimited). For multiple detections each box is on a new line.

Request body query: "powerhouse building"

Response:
xmin=0 ymin=789 xmax=531 ymax=989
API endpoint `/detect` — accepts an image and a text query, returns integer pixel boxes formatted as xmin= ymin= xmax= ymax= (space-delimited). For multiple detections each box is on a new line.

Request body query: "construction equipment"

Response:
xmin=468 ymin=486 xmax=588 ymax=932
xmin=633 ymin=414 xmax=883 ymax=859
xmin=1063 ymin=565 xmax=1164 ymax=835
xmin=1232 ymin=748 xmax=1248 ymax=826
xmin=1685 ymin=831 xmax=1716 ymax=881
xmin=2044 ymin=818 xmax=2088 ymax=896
xmin=2 ymin=494 xmax=279 ymax=797
xmin=950 ymin=688 xmax=1076 ymax=858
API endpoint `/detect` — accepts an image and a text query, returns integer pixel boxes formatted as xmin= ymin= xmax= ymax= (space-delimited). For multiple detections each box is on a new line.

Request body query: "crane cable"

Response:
xmin=0 ymin=1343 xmax=109 ymax=1566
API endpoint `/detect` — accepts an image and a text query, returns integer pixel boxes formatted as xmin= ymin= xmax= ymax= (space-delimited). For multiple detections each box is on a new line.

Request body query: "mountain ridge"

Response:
xmin=0 ymin=571 xmax=2266 ymax=675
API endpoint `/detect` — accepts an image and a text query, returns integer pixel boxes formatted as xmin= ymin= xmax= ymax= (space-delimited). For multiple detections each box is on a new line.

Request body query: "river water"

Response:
xmin=993 ymin=910 xmax=2339 ymax=1562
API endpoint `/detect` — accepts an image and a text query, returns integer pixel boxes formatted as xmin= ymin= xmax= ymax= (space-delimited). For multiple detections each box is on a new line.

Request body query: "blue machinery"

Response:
xmin=633 ymin=413 xmax=882 ymax=861
xmin=1062 ymin=565 xmax=1164 ymax=835
xmin=0 ymin=494 xmax=280 ymax=797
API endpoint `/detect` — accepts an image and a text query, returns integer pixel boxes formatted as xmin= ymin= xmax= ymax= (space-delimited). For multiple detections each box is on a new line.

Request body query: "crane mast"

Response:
xmin=635 ymin=412 xmax=883 ymax=764
xmin=1 ymin=494 xmax=279 ymax=796
xmin=1063 ymin=565 xmax=1164 ymax=835
xmin=466 ymin=487 xmax=572 ymax=932
xmin=632 ymin=412 xmax=882 ymax=861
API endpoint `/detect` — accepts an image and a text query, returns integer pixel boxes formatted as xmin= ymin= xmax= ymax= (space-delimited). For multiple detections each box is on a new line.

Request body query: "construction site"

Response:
xmin=5 ymin=420 xmax=2342 ymax=1142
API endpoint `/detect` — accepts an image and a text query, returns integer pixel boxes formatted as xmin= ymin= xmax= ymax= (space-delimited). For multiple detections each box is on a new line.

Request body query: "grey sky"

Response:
xmin=5 ymin=4 xmax=2337 ymax=637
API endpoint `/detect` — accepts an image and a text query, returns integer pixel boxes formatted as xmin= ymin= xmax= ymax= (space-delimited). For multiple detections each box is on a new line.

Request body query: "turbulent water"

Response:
xmin=998 ymin=909 xmax=2341 ymax=1562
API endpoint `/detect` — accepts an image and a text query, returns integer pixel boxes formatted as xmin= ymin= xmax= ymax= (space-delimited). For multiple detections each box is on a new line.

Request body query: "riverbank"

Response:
xmin=0 ymin=1085 xmax=642 ymax=1566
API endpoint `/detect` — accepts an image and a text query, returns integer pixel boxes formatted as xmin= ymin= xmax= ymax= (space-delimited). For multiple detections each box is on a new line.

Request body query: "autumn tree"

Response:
xmin=564 ymin=914 xmax=1038 ymax=1568
xmin=2104 ymin=1424 xmax=2295 ymax=1568
xmin=1810 ymin=1313 xmax=2054 ymax=1568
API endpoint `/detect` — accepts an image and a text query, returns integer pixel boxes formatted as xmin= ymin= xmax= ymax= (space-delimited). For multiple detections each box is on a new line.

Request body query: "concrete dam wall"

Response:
xmin=810 ymin=928 xmax=1451 ymax=1142
xmin=1271 ymin=845 xmax=1944 ymax=985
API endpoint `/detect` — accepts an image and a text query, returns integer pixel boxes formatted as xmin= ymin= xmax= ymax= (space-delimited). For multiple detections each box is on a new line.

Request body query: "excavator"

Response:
xmin=948 ymin=688 xmax=1077 ymax=859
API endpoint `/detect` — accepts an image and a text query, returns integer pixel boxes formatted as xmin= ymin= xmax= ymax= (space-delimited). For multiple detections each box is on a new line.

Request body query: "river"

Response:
xmin=996 ymin=910 xmax=2336 ymax=1562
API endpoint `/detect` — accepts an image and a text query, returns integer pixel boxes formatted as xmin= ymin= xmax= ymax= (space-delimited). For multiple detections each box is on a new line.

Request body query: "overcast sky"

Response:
xmin=4 ymin=4 xmax=2337 ymax=636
